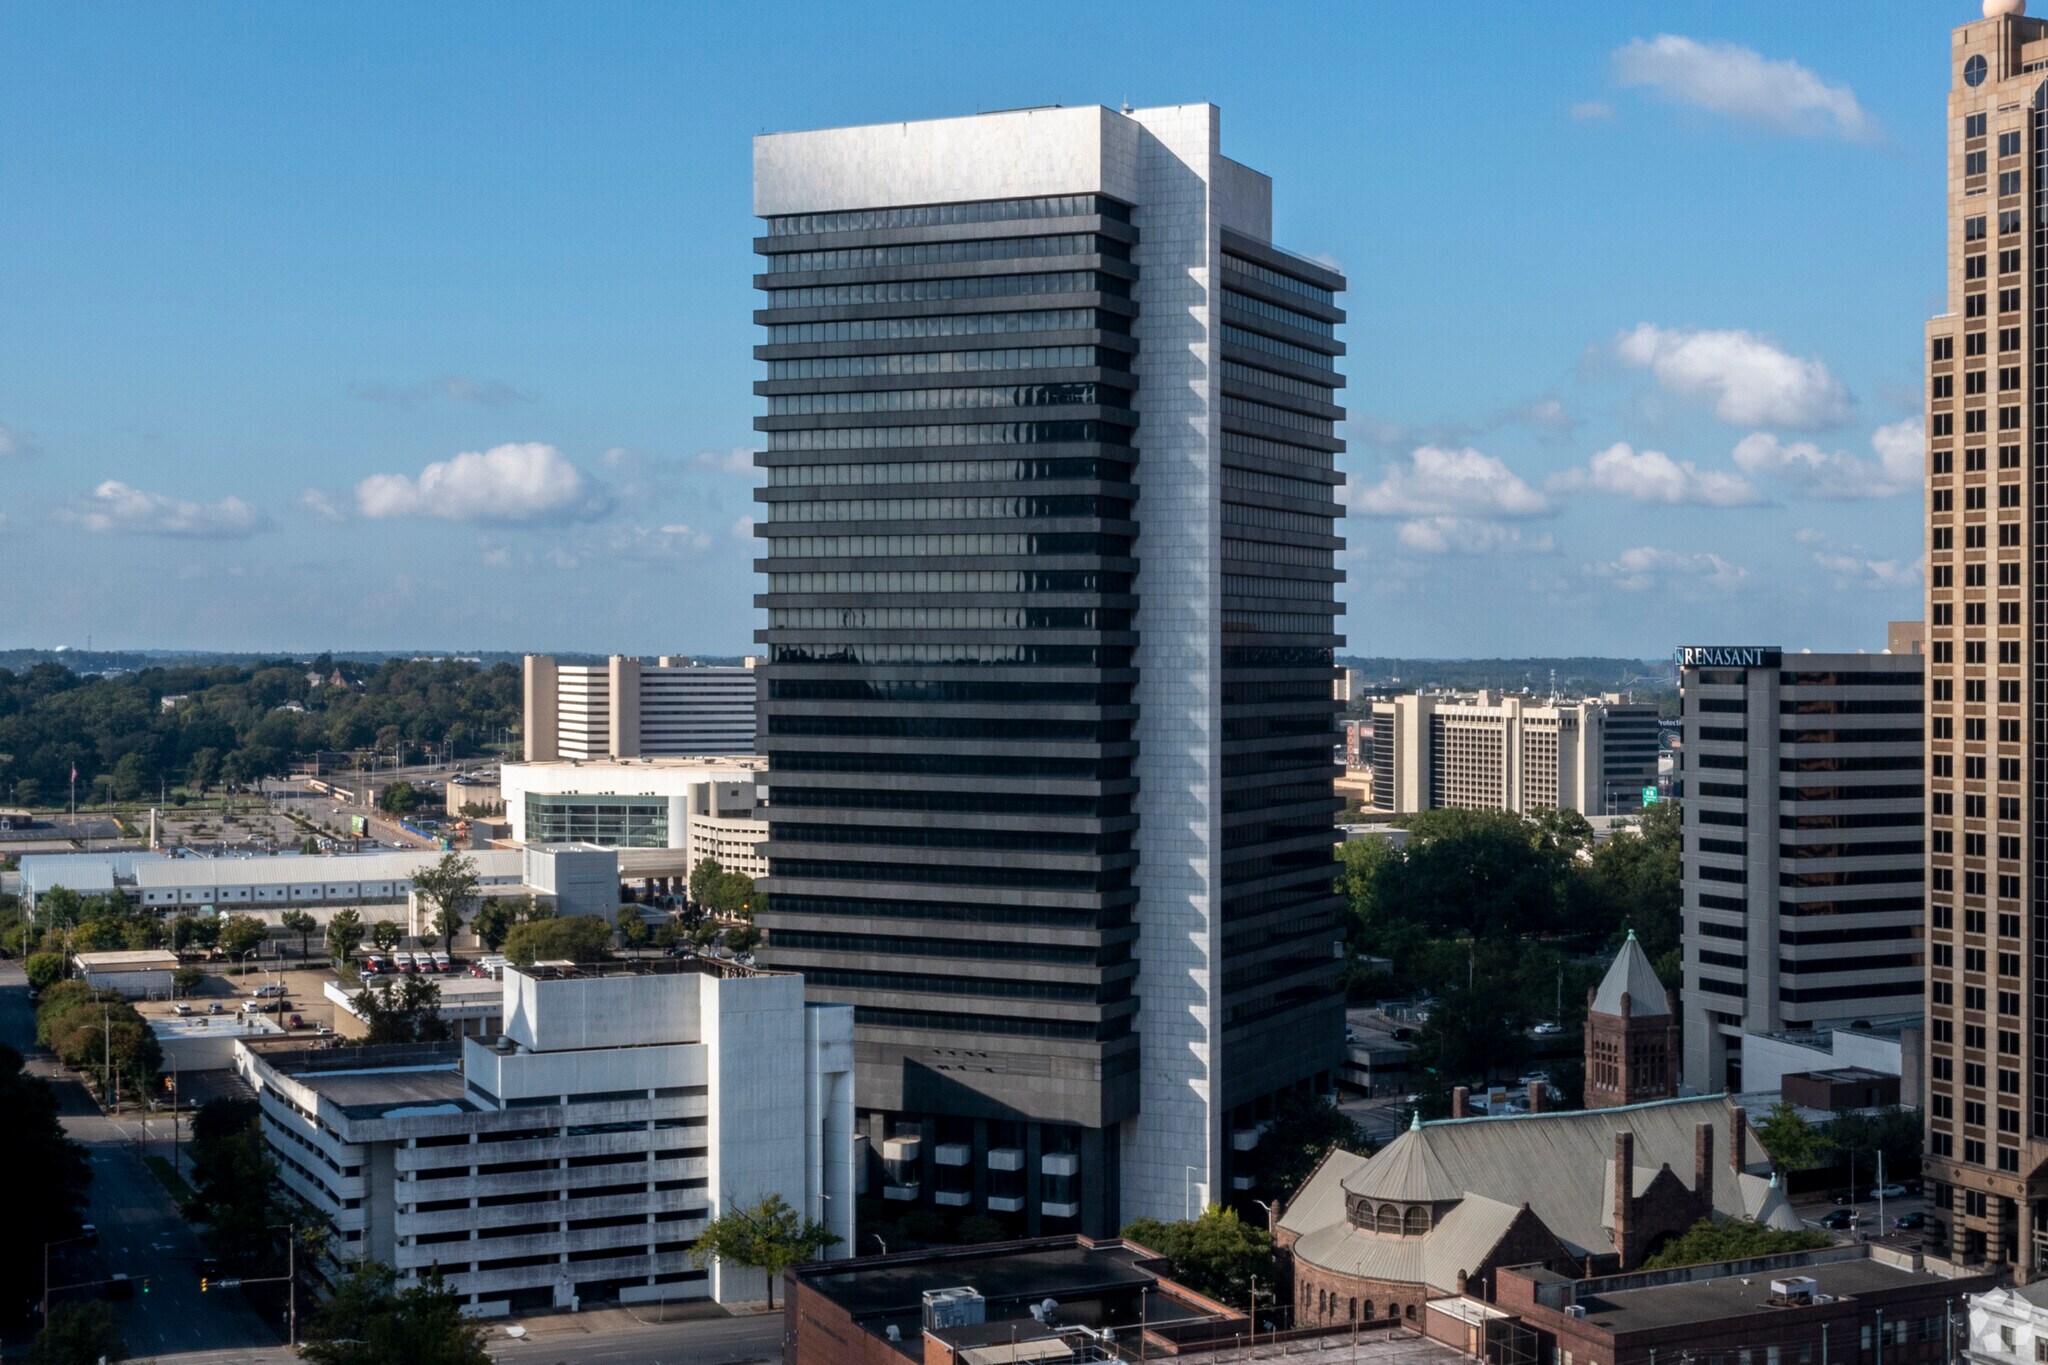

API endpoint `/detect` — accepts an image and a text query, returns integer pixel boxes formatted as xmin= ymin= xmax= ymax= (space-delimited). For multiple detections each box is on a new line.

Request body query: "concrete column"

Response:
xmin=523 ymin=655 xmax=559 ymax=762
xmin=608 ymin=656 xmax=641 ymax=759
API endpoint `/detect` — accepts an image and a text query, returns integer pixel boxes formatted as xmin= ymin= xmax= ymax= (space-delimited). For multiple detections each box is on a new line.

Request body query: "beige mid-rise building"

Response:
xmin=1925 ymin=0 xmax=2048 ymax=1276
xmin=1368 ymin=692 xmax=1658 ymax=817
xmin=523 ymin=655 xmax=757 ymax=761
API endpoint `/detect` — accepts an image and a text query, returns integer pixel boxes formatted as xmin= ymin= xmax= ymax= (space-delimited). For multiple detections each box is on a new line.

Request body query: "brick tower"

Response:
xmin=1584 ymin=930 xmax=1679 ymax=1109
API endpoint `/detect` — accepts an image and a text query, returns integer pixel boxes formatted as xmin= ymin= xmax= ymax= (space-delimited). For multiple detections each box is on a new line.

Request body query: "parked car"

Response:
xmin=1894 ymin=1211 xmax=1928 ymax=1230
xmin=208 ymin=1002 xmax=225 ymax=1016
xmin=1820 ymin=1209 xmax=1856 ymax=1230
xmin=287 ymin=1014 xmax=306 ymax=1029
xmin=173 ymin=1003 xmax=193 ymax=1017
xmin=1531 ymin=1021 xmax=1563 ymax=1036
xmin=253 ymin=983 xmax=288 ymax=998
xmin=1874 ymin=1183 xmax=1908 ymax=1199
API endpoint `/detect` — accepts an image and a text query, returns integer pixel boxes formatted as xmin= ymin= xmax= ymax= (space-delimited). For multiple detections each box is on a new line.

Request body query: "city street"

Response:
xmin=0 ymin=963 xmax=276 ymax=1361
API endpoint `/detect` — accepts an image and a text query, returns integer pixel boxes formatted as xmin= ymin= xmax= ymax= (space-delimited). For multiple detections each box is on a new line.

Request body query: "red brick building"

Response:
xmin=1275 ymin=1096 xmax=1802 ymax=1330
xmin=1584 ymin=931 xmax=1679 ymax=1110
xmin=1457 ymin=1246 xmax=1995 ymax=1365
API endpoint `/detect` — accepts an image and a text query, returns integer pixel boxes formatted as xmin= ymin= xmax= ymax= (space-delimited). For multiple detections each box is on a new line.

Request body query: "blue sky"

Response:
xmin=0 ymin=1 xmax=1953 ymax=657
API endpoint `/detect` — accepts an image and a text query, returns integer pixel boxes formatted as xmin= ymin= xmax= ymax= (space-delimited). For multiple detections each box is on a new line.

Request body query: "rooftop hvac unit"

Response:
xmin=924 ymin=1287 xmax=986 ymax=1331
xmin=1770 ymin=1277 xmax=1818 ymax=1305
xmin=1564 ymin=1305 xmax=1587 ymax=1319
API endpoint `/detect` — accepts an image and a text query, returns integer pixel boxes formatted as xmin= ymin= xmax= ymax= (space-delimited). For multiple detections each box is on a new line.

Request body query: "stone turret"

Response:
xmin=1583 ymin=931 xmax=1679 ymax=1109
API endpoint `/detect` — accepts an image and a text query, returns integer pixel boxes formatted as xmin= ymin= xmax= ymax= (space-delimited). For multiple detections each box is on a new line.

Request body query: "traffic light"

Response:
xmin=199 ymin=1278 xmax=208 ymax=1293
xmin=142 ymin=1276 xmax=151 ymax=1295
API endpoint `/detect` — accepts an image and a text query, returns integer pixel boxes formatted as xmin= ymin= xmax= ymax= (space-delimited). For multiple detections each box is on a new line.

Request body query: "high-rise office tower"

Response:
xmin=751 ymin=105 xmax=1347 ymax=1232
xmin=1928 ymin=0 xmax=2048 ymax=1274
xmin=1675 ymin=644 xmax=1924 ymax=1096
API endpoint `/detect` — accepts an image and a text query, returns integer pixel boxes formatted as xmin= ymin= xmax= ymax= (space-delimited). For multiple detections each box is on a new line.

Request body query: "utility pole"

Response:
xmin=103 ymin=1003 xmax=113 ymax=1112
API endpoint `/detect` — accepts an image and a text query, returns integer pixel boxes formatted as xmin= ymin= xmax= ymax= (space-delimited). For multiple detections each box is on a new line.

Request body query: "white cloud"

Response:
xmin=1395 ymin=518 xmax=1554 ymax=556
xmin=695 ymin=446 xmax=758 ymax=477
xmin=60 ymin=480 xmax=268 ymax=539
xmin=297 ymin=489 xmax=346 ymax=522
xmin=1797 ymin=528 xmax=1923 ymax=588
xmin=1591 ymin=545 xmax=1747 ymax=593
xmin=355 ymin=442 xmax=606 ymax=523
xmin=1571 ymin=100 xmax=1615 ymax=122
xmin=351 ymin=375 xmax=530 ymax=407
xmin=1552 ymin=442 xmax=1764 ymax=506
xmin=1612 ymin=35 xmax=1874 ymax=140
xmin=1353 ymin=446 xmax=1552 ymax=519
xmin=1617 ymin=324 xmax=1852 ymax=429
xmin=1731 ymin=420 xmax=1921 ymax=499
xmin=0 ymin=421 xmax=37 ymax=460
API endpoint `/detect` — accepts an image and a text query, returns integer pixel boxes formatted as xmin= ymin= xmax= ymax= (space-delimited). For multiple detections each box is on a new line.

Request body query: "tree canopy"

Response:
xmin=502 ymin=914 xmax=614 ymax=966
xmin=299 ymin=1261 xmax=489 ymax=1365
xmin=28 ymin=1301 xmax=126 ymax=1365
xmin=0 ymin=1044 xmax=91 ymax=1322
xmin=1120 ymin=1205 xmax=1274 ymax=1308
xmin=352 ymin=975 xmax=452 ymax=1045
xmin=1244 ymin=1092 xmax=1374 ymax=1202
xmin=689 ymin=857 xmax=758 ymax=916
xmin=688 ymin=1193 xmax=839 ymax=1309
xmin=412 ymin=852 xmax=480 ymax=945
xmin=0 ymin=657 xmax=520 ymax=809
xmin=1638 ymin=1216 xmax=1829 ymax=1270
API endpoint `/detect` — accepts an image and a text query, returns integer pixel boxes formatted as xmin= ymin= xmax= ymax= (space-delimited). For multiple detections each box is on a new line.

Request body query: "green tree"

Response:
xmin=1638 ymin=1216 xmax=1829 ymax=1270
xmin=216 ymin=913 xmax=267 ymax=966
xmin=1828 ymin=1107 xmax=1924 ymax=1184
xmin=299 ymin=1261 xmax=489 ymax=1365
xmin=724 ymin=923 xmax=760 ymax=954
xmin=688 ymin=857 xmax=725 ymax=908
xmin=37 ymin=887 xmax=84 ymax=929
xmin=1756 ymin=1101 xmax=1831 ymax=1171
xmin=470 ymin=898 xmax=518 ymax=953
xmin=688 ymin=1193 xmax=839 ymax=1309
xmin=326 ymin=907 xmax=365 ymax=963
xmin=1582 ymin=800 xmax=1681 ymax=960
xmin=1245 ymin=1091 xmax=1374 ymax=1202
xmin=28 ymin=1301 xmax=127 ymax=1365
xmin=25 ymin=951 xmax=66 ymax=991
xmin=186 ymin=747 xmax=220 ymax=795
xmin=352 ymin=975 xmax=450 ymax=1045
xmin=1120 ymin=1205 xmax=1274 ymax=1307
xmin=172 ymin=965 xmax=205 ymax=996
xmin=280 ymin=909 xmax=317 ymax=960
xmin=616 ymin=906 xmax=651 ymax=949
xmin=0 ymin=1044 xmax=92 ymax=1322
xmin=411 ymin=852 xmax=479 ymax=947
xmin=187 ymin=1098 xmax=279 ymax=1268
xmin=38 ymin=987 xmax=161 ymax=1102
xmin=1408 ymin=982 xmax=1531 ymax=1103
xmin=371 ymin=919 xmax=402 ymax=953
xmin=502 ymin=915 xmax=614 ymax=966
xmin=378 ymin=781 xmax=419 ymax=815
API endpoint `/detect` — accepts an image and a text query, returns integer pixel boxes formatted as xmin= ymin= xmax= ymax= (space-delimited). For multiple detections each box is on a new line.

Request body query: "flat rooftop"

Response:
xmin=507 ymin=756 xmax=764 ymax=772
xmin=806 ymin=1243 xmax=1157 ymax=1320
xmin=75 ymin=949 xmax=180 ymax=969
xmin=1574 ymin=1256 xmax=1954 ymax=1334
xmin=257 ymin=1042 xmax=473 ymax=1118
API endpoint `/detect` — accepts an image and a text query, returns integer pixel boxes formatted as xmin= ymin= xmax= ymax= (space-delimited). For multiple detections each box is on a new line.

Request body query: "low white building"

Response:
xmin=73 ymin=949 xmax=179 ymax=998
xmin=1967 ymin=1283 xmax=2048 ymax=1365
xmin=500 ymin=758 xmax=768 ymax=878
xmin=236 ymin=958 xmax=854 ymax=1316
xmin=130 ymin=849 xmax=526 ymax=913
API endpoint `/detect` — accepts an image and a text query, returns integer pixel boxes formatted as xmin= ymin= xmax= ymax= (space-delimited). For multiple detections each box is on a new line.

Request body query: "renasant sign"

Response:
xmin=1674 ymin=646 xmax=1782 ymax=668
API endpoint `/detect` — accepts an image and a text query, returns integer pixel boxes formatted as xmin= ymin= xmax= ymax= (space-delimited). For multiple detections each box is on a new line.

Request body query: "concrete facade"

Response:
xmin=751 ymin=104 xmax=1347 ymax=1233
xmin=235 ymin=960 xmax=853 ymax=1315
xmin=1676 ymin=646 xmax=1924 ymax=1095
xmin=523 ymin=656 xmax=756 ymax=762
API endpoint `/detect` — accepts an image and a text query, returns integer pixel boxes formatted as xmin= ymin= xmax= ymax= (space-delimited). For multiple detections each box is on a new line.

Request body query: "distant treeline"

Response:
xmin=0 ymin=656 xmax=522 ymax=807
xmin=1340 ymin=656 xmax=1675 ymax=695
xmin=0 ymin=648 xmax=753 ymax=674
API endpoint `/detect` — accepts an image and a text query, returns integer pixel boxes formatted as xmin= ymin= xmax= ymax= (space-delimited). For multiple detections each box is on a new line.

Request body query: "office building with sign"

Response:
xmin=1675 ymin=637 xmax=1924 ymax=1095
